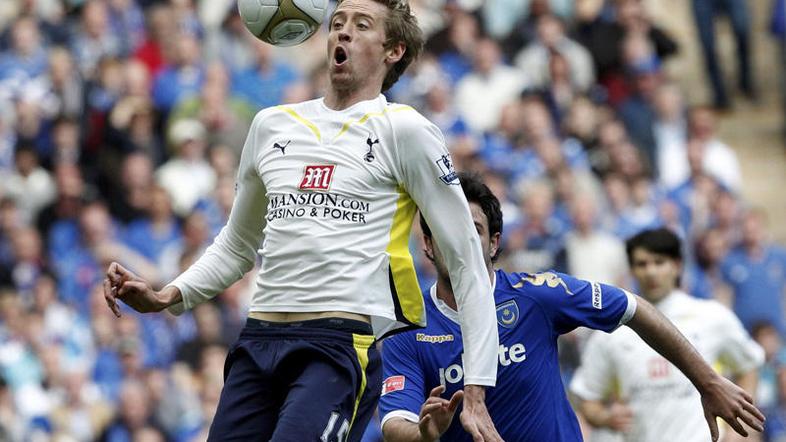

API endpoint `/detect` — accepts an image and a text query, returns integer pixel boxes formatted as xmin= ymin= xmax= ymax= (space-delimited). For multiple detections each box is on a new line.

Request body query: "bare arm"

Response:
xmin=578 ymin=399 xmax=634 ymax=433
xmin=382 ymin=385 xmax=464 ymax=442
xmin=626 ymin=298 xmax=765 ymax=440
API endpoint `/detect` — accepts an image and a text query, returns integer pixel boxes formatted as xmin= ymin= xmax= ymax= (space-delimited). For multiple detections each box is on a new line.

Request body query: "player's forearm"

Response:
xmin=382 ymin=418 xmax=430 ymax=442
xmin=626 ymin=298 xmax=717 ymax=390
xmin=578 ymin=399 xmax=613 ymax=429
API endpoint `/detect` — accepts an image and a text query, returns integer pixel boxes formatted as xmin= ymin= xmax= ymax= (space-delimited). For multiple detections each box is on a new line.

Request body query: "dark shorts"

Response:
xmin=207 ymin=317 xmax=381 ymax=441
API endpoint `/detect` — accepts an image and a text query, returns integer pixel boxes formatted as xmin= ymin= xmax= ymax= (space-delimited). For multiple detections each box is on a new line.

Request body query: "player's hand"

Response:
xmin=104 ymin=262 xmax=167 ymax=316
xmin=699 ymin=374 xmax=765 ymax=441
xmin=603 ymin=402 xmax=634 ymax=432
xmin=460 ymin=385 xmax=503 ymax=442
xmin=417 ymin=385 xmax=463 ymax=441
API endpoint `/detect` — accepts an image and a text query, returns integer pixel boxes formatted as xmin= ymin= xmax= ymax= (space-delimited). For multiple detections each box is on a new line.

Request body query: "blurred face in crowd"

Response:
xmin=148 ymin=187 xmax=173 ymax=221
xmin=12 ymin=17 xmax=39 ymax=56
xmin=742 ymin=210 xmax=767 ymax=250
xmin=696 ymin=228 xmax=729 ymax=267
xmin=654 ymin=83 xmax=683 ymax=122
xmin=473 ymin=39 xmax=500 ymax=75
xmin=629 ymin=247 xmax=681 ymax=302
xmin=119 ymin=382 xmax=151 ymax=429
xmin=175 ymin=34 xmax=201 ymax=67
xmin=80 ymin=203 xmax=113 ymax=246
xmin=688 ymin=107 xmax=717 ymax=141
xmin=536 ymin=15 xmax=564 ymax=48
xmin=83 ymin=0 xmax=109 ymax=38
xmin=570 ymin=197 xmax=597 ymax=234
xmin=49 ymin=48 xmax=75 ymax=88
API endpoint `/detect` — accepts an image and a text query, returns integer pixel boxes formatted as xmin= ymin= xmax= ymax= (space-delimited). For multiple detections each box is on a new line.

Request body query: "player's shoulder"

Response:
xmin=385 ymin=101 xmax=437 ymax=133
xmin=505 ymin=270 xmax=588 ymax=299
xmin=254 ymin=98 xmax=323 ymax=121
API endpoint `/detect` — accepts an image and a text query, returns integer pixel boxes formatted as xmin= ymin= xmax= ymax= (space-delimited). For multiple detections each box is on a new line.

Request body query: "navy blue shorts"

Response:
xmin=207 ymin=317 xmax=381 ymax=441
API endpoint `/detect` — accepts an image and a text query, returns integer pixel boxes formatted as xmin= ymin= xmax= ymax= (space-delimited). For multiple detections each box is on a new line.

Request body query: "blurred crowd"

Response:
xmin=0 ymin=0 xmax=785 ymax=440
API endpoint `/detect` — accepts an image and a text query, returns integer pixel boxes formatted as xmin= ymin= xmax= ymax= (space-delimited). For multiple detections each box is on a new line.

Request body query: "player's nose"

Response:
xmin=338 ymin=27 xmax=351 ymax=42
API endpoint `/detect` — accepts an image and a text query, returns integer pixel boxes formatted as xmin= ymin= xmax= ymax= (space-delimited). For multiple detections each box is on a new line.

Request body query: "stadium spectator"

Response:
xmin=155 ymin=118 xmax=216 ymax=217
xmin=686 ymin=105 xmax=742 ymax=192
xmin=560 ymin=195 xmax=628 ymax=286
xmin=230 ymin=39 xmax=300 ymax=110
xmin=455 ymin=38 xmax=527 ymax=133
xmin=3 ymin=145 xmax=56 ymax=222
xmin=150 ymin=33 xmax=204 ymax=114
xmin=44 ymin=46 xmax=84 ymax=120
xmin=515 ymin=14 xmax=595 ymax=93
xmin=721 ymin=209 xmax=786 ymax=337
xmin=71 ymin=0 xmax=123 ymax=78
xmin=0 ymin=16 xmax=48 ymax=83
xmin=692 ymin=0 xmax=754 ymax=109
xmin=170 ymin=62 xmax=255 ymax=154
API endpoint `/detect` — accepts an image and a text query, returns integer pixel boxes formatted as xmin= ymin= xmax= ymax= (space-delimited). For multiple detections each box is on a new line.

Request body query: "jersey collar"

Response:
xmin=430 ymin=271 xmax=497 ymax=325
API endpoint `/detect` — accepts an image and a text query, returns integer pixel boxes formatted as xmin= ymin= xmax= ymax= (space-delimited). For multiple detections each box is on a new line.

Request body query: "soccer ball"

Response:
xmin=238 ymin=0 xmax=329 ymax=47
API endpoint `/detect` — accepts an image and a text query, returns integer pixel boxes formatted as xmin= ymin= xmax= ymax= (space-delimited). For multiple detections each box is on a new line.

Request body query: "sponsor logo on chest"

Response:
xmin=438 ymin=342 xmax=527 ymax=385
xmin=299 ymin=164 xmax=335 ymax=191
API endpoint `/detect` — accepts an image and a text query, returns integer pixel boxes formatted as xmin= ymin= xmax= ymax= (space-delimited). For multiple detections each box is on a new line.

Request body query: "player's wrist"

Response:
xmin=155 ymin=286 xmax=182 ymax=311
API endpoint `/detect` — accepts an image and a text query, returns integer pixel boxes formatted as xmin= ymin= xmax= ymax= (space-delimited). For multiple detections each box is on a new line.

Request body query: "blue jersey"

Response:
xmin=378 ymin=269 xmax=636 ymax=441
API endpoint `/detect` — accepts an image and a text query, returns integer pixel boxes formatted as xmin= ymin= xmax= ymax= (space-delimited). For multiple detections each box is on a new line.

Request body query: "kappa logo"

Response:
xmin=273 ymin=140 xmax=291 ymax=155
xmin=435 ymin=154 xmax=459 ymax=185
xmin=299 ymin=165 xmax=335 ymax=191
xmin=364 ymin=134 xmax=379 ymax=163
xmin=381 ymin=375 xmax=405 ymax=396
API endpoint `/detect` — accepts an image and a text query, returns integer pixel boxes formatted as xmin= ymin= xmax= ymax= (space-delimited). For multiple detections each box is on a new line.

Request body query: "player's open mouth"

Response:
xmin=334 ymin=46 xmax=348 ymax=65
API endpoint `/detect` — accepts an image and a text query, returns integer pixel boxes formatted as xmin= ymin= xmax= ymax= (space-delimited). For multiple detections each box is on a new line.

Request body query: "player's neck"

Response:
xmin=435 ymin=276 xmax=458 ymax=311
xmin=324 ymin=82 xmax=382 ymax=110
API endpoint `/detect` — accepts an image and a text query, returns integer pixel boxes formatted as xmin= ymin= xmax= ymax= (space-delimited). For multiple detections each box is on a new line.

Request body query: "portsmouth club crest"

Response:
xmin=496 ymin=300 xmax=519 ymax=329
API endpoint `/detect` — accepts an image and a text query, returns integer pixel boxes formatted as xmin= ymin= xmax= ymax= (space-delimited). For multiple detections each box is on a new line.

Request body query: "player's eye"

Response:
xmin=332 ymin=21 xmax=343 ymax=30
xmin=357 ymin=21 xmax=369 ymax=30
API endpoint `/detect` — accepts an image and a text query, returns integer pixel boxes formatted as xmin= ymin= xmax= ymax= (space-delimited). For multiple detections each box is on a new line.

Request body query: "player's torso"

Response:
xmin=419 ymin=273 xmax=581 ymax=441
xmin=249 ymin=98 xmax=416 ymax=319
xmin=605 ymin=295 xmax=721 ymax=442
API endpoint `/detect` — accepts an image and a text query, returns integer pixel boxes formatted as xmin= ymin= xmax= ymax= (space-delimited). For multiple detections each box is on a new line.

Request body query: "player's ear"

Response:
xmin=490 ymin=232 xmax=501 ymax=259
xmin=385 ymin=41 xmax=405 ymax=65
xmin=423 ymin=235 xmax=435 ymax=262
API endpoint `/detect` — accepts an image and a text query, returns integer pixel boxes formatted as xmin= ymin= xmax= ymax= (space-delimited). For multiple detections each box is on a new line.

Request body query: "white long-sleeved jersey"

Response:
xmin=166 ymin=95 xmax=498 ymax=386
xmin=570 ymin=290 xmax=764 ymax=442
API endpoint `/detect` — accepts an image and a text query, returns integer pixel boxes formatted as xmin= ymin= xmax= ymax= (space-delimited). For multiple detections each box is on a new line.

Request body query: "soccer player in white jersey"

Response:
xmin=380 ymin=175 xmax=764 ymax=442
xmin=102 ymin=0 xmax=503 ymax=440
xmin=572 ymin=228 xmax=765 ymax=442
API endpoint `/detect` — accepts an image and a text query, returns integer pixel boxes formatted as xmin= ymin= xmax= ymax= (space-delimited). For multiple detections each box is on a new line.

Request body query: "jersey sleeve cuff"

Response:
xmin=617 ymin=290 xmax=638 ymax=328
xmin=569 ymin=378 xmax=604 ymax=402
xmin=165 ymin=281 xmax=190 ymax=316
xmin=463 ymin=376 xmax=497 ymax=387
xmin=380 ymin=410 xmax=419 ymax=429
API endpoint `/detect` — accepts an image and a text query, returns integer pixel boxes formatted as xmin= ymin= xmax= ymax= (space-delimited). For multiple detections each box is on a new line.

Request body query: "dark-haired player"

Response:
xmin=380 ymin=174 xmax=764 ymax=442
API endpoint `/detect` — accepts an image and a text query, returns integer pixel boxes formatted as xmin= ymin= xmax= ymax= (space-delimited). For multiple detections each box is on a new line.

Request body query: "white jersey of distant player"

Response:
xmin=167 ymin=95 xmax=498 ymax=386
xmin=571 ymin=290 xmax=764 ymax=442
